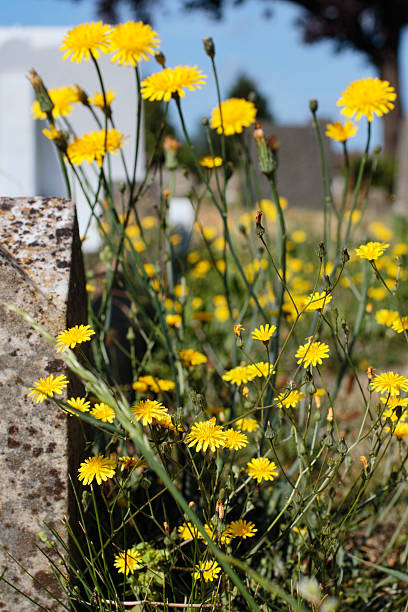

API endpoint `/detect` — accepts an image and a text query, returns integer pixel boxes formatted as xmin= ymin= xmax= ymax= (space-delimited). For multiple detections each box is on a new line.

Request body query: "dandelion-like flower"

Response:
xmin=251 ymin=324 xmax=276 ymax=343
xmin=371 ymin=371 xmax=408 ymax=396
xmin=166 ymin=313 xmax=182 ymax=327
xmin=235 ymin=417 xmax=259 ymax=432
xmin=132 ymin=399 xmax=168 ymax=426
xmin=179 ymin=349 xmax=207 ymax=366
xmin=392 ymin=316 xmax=408 ymax=334
xmin=109 ymin=21 xmax=160 ymax=66
xmin=78 ymin=455 xmax=116 ymax=485
xmin=337 ymin=77 xmax=396 ymax=122
xmin=200 ymin=155 xmax=223 ymax=168
xmin=247 ymin=457 xmax=278 ymax=483
xmin=295 ymin=341 xmax=330 ymax=369
xmin=247 ymin=362 xmax=274 ymax=378
xmin=57 ymin=324 xmax=95 ymax=351
xmin=185 ymin=417 xmax=226 ymax=452
xmin=177 ymin=522 xmax=199 ymax=540
xmin=132 ymin=375 xmax=175 ymax=393
xmin=224 ymin=428 xmax=248 ymax=450
xmin=28 ymin=374 xmax=68 ymax=403
xmin=222 ymin=365 xmax=256 ymax=386
xmin=226 ymin=520 xmax=257 ymax=539
xmin=355 ymin=241 xmax=389 ymax=261
xmin=67 ymin=129 xmax=125 ymax=167
xmin=393 ymin=423 xmax=408 ymax=439
xmin=275 ymin=390 xmax=306 ymax=409
xmin=305 ymin=291 xmax=332 ymax=312
xmin=325 ymin=120 xmax=358 ymax=142
xmin=141 ymin=65 xmax=207 ymax=102
xmin=32 ymin=85 xmax=78 ymax=120
xmin=91 ymin=402 xmax=115 ymax=423
xmin=376 ymin=309 xmax=399 ymax=327
xmin=60 ymin=22 xmax=112 ymax=63
xmin=67 ymin=396 xmax=90 ymax=413
xmin=192 ymin=560 xmax=221 ymax=582
xmin=113 ymin=547 xmax=143 ymax=575
xmin=210 ymin=98 xmax=257 ymax=135
xmin=88 ymin=89 xmax=116 ymax=109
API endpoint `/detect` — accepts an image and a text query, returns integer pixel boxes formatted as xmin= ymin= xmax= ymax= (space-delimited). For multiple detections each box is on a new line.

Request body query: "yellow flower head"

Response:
xmin=235 ymin=417 xmax=259 ymax=432
xmin=28 ymin=374 xmax=68 ymax=403
xmin=179 ymin=349 xmax=207 ymax=366
xmin=192 ymin=560 xmax=221 ymax=582
xmin=233 ymin=324 xmax=245 ymax=337
xmin=88 ymin=89 xmax=116 ymax=109
xmin=57 ymin=324 xmax=95 ymax=351
xmin=251 ymin=323 xmax=277 ymax=342
xmin=226 ymin=519 xmax=257 ymax=539
xmin=222 ymin=365 xmax=256 ymax=386
xmin=141 ymin=65 xmax=207 ymax=102
xmin=305 ymin=291 xmax=332 ymax=312
xmin=113 ymin=547 xmax=143 ymax=575
xmin=393 ymin=423 xmax=408 ymax=439
xmin=67 ymin=129 xmax=125 ymax=167
xmin=391 ymin=316 xmax=408 ymax=334
xmin=295 ymin=341 xmax=330 ymax=369
xmin=337 ymin=77 xmax=396 ymax=122
xmin=185 ymin=417 xmax=226 ymax=452
xmin=325 ymin=120 xmax=358 ymax=142
xmin=200 ymin=155 xmax=223 ymax=168
xmin=247 ymin=361 xmax=274 ymax=378
xmin=355 ymin=241 xmax=389 ymax=261
xmin=131 ymin=399 xmax=168 ymax=426
xmin=367 ymin=287 xmax=386 ymax=301
xmin=32 ymin=85 xmax=78 ymax=120
xmin=166 ymin=313 xmax=182 ymax=328
xmin=210 ymin=98 xmax=257 ymax=135
xmin=91 ymin=402 xmax=115 ymax=423
xmin=67 ymin=396 xmax=91 ymax=413
xmin=224 ymin=428 xmax=248 ymax=450
xmin=247 ymin=457 xmax=278 ymax=483
xmin=375 ymin=309 xmax=398 ymax=327
xmin=109 ymin=21 xmax=160 ymax=66
xmin=275 ymin=390 xmax=306 ymax=409
xmin=371 ymin=371 xmax=408 ymax=397
xmin=177 ymin=522 xmax=199 ymax=540
xmin=60 ymin=22 xmax=112 ymax=63
xmin=78 ymin=454 xmax=116 ymax=485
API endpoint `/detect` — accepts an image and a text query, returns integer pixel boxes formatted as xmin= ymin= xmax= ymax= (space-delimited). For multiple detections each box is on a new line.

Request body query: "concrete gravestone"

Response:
xmin=0 ymin=197 xmax=86 ymax=610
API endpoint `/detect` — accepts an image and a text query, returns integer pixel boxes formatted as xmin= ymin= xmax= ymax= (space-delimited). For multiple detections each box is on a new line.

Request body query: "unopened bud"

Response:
xmin=367 ymin=366 xmax=375 ymax=381
xmin=268 ymin=136 xmax=280 ymax=151
xmin=28 ymin=69 xmax=54 ymax=118
xmin=163 ymin=521 xmax=170 ymax=535
xmin=201 ymin=116 xmax=209 ymax=126
xmin=163 ymin=189 xmax=171 ymax=200
xmin=242 ymin=385 xmax=249 ymax=398
xmin=188 ymin=500 xmax=196 ymax=509
xmin=215 ymin=498 xmax=224 ymax=520
xmin=74 ymin=84 xmax=90 ymax=106
xmin=155 ymin=52 xmax=166 ymax=68
xmin=341 ymin=248 xmax=350 ymax=264
xmin=309 ymin=98 xmax=318 ymax=113
xmin=318 ymin=242 xmax=326 ymax=259
xmin=255 ymin=209 xmax=265 ymax=238
xmin=360 ymin=455 xmax=368 ymax=470
xmin=253 ymin=122 xmax=265 ymax=143
xmin=327 ymin=406 xmax=334 ymax=422
xmin=203 ymin=36 xmax=215 ymax=58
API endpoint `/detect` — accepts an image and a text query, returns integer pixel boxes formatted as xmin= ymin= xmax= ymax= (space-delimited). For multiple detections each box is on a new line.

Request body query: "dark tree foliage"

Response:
xmin=65 ymin=0 xmax=408 ymax=154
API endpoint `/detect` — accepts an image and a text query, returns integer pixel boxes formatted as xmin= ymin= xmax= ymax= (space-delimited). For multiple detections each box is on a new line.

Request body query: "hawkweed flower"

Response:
xmin=233 ymin=324 xmax=244 ymax=337
xmin=32 ymin=85 xmax=78 ymax=120
xmin=28 ymin=374 xmax=68 ymax=403
xmin=91 ymin=402 xmax=115 ymax=423
xmin=355 ymin=241 xmax=389 ymax=261
xmin=60 ymin=22 xmax=112 ymax=63
xmin=141 ymin=65 xmax=207 ymax=102
xmin=177 ymin=522 xmax=199 ymax=540
xmin=295 ymin=341 xmax=330 ymax=369
xmin=67 ymin=129 xmax=125 ymax=167
xmin=42 ymin=125 xmax=68 ymax=153
xmin=113 ymin=547 xmax=143 ymax=575
xmin=199 ymin=155 xmax=223 ymax=168
xmin=78 ymin=455 xmax=116 ymax=485
xmin=118 ymin=456 xmax=144 ymax=471
xmin=179 ymin=349 xmax=207 ymax=366
xmin=88 ymin=89 xmax=116 ymax=109
xmin=192 ymin=560 xmax=221 ymax=582
xmin=226 ymin=520 xmax=257 ymax=539
xmin=305 ymin=291 xmax=332 ymax=312
xmin=67 ymin=396 xmax=90 ymax=413
xmin=109 ymin=21 xmax=160 ymax=66
xmin=393 ymin=423 xmax=408 ymax=439
xmin=247 ymin=457 xmax=278 ymax=483
xmin=275 ymin=390 xmax=306 ymax=409
xmin=235 ymin=417 xmax=259 ymax=432
xmin=251 ymin=323 xmax=276 ymax=343
xmin=224 ymin=428 xmax=248 ymax=450
xmin=380 ymin=396 xmax=408 ymax=422
xmin=56 ymin=324 xmax=95 ymax=351
xmin=131 ymin=399 xmax=168 ymax=426
xmin=247 ymin=362 xmax=275 ymax=378
xmin=210 ymin=98 xmax=257 ymax=135
xmin=337 ymin=77 xmax=396 ymax=121
xmin=166 ymin=313 xmax=182 ymax=328
xmin=325 ymin=120 xmax=358 ymax=142
xmin=185 ymin=417 xmax=226 ymax=452
xmin=222 ymin=365 xmax=256 ymax=386
xmin=392 ymin=316 xmax=408 ymax=334
xmin=370 ymin=371 xmax=408 ymax=396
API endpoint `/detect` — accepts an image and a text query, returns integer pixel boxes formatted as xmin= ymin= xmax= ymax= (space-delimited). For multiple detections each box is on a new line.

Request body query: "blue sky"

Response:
xmin=4 ymin=0 xmax=407 ymax=149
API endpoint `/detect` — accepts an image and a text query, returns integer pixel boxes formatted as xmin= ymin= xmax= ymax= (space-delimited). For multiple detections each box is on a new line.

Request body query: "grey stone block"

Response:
xmin=0 ymin=197 xmax=86 ymax=610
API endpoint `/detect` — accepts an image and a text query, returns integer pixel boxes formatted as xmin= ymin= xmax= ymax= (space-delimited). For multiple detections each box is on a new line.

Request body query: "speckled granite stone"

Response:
xmin=0 ymin=197 xmax=86 ymax=610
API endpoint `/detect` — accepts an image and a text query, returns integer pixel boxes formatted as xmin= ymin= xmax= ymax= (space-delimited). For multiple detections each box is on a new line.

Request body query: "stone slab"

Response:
xmin=0 ymin=197 xmax=86 ymax=610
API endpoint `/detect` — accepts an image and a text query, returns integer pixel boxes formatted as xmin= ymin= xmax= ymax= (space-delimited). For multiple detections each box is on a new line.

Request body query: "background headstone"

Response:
xmin=0 ymin=197 xmax=86 ymax=610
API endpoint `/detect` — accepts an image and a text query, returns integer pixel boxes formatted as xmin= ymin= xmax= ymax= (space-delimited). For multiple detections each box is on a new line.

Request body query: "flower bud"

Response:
xmin=215 ymin=498 xmax=224 ymax=520
xmin=28 ymin=68 xmax=54 ymax=118
xmin=201 ymin=116 xmax=209 ymax=126
xmin=155 ymin=52 xmax=166 ymax=68
xmin=203 ymin=37 xmax=215 ymax=58
xmin=309 ymin=98 xmax=318 ymax=113
xmin=74 ymin=84 xmax=90 ymax=106
xmin=253 ymin=122 xmax=265 ymax=143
